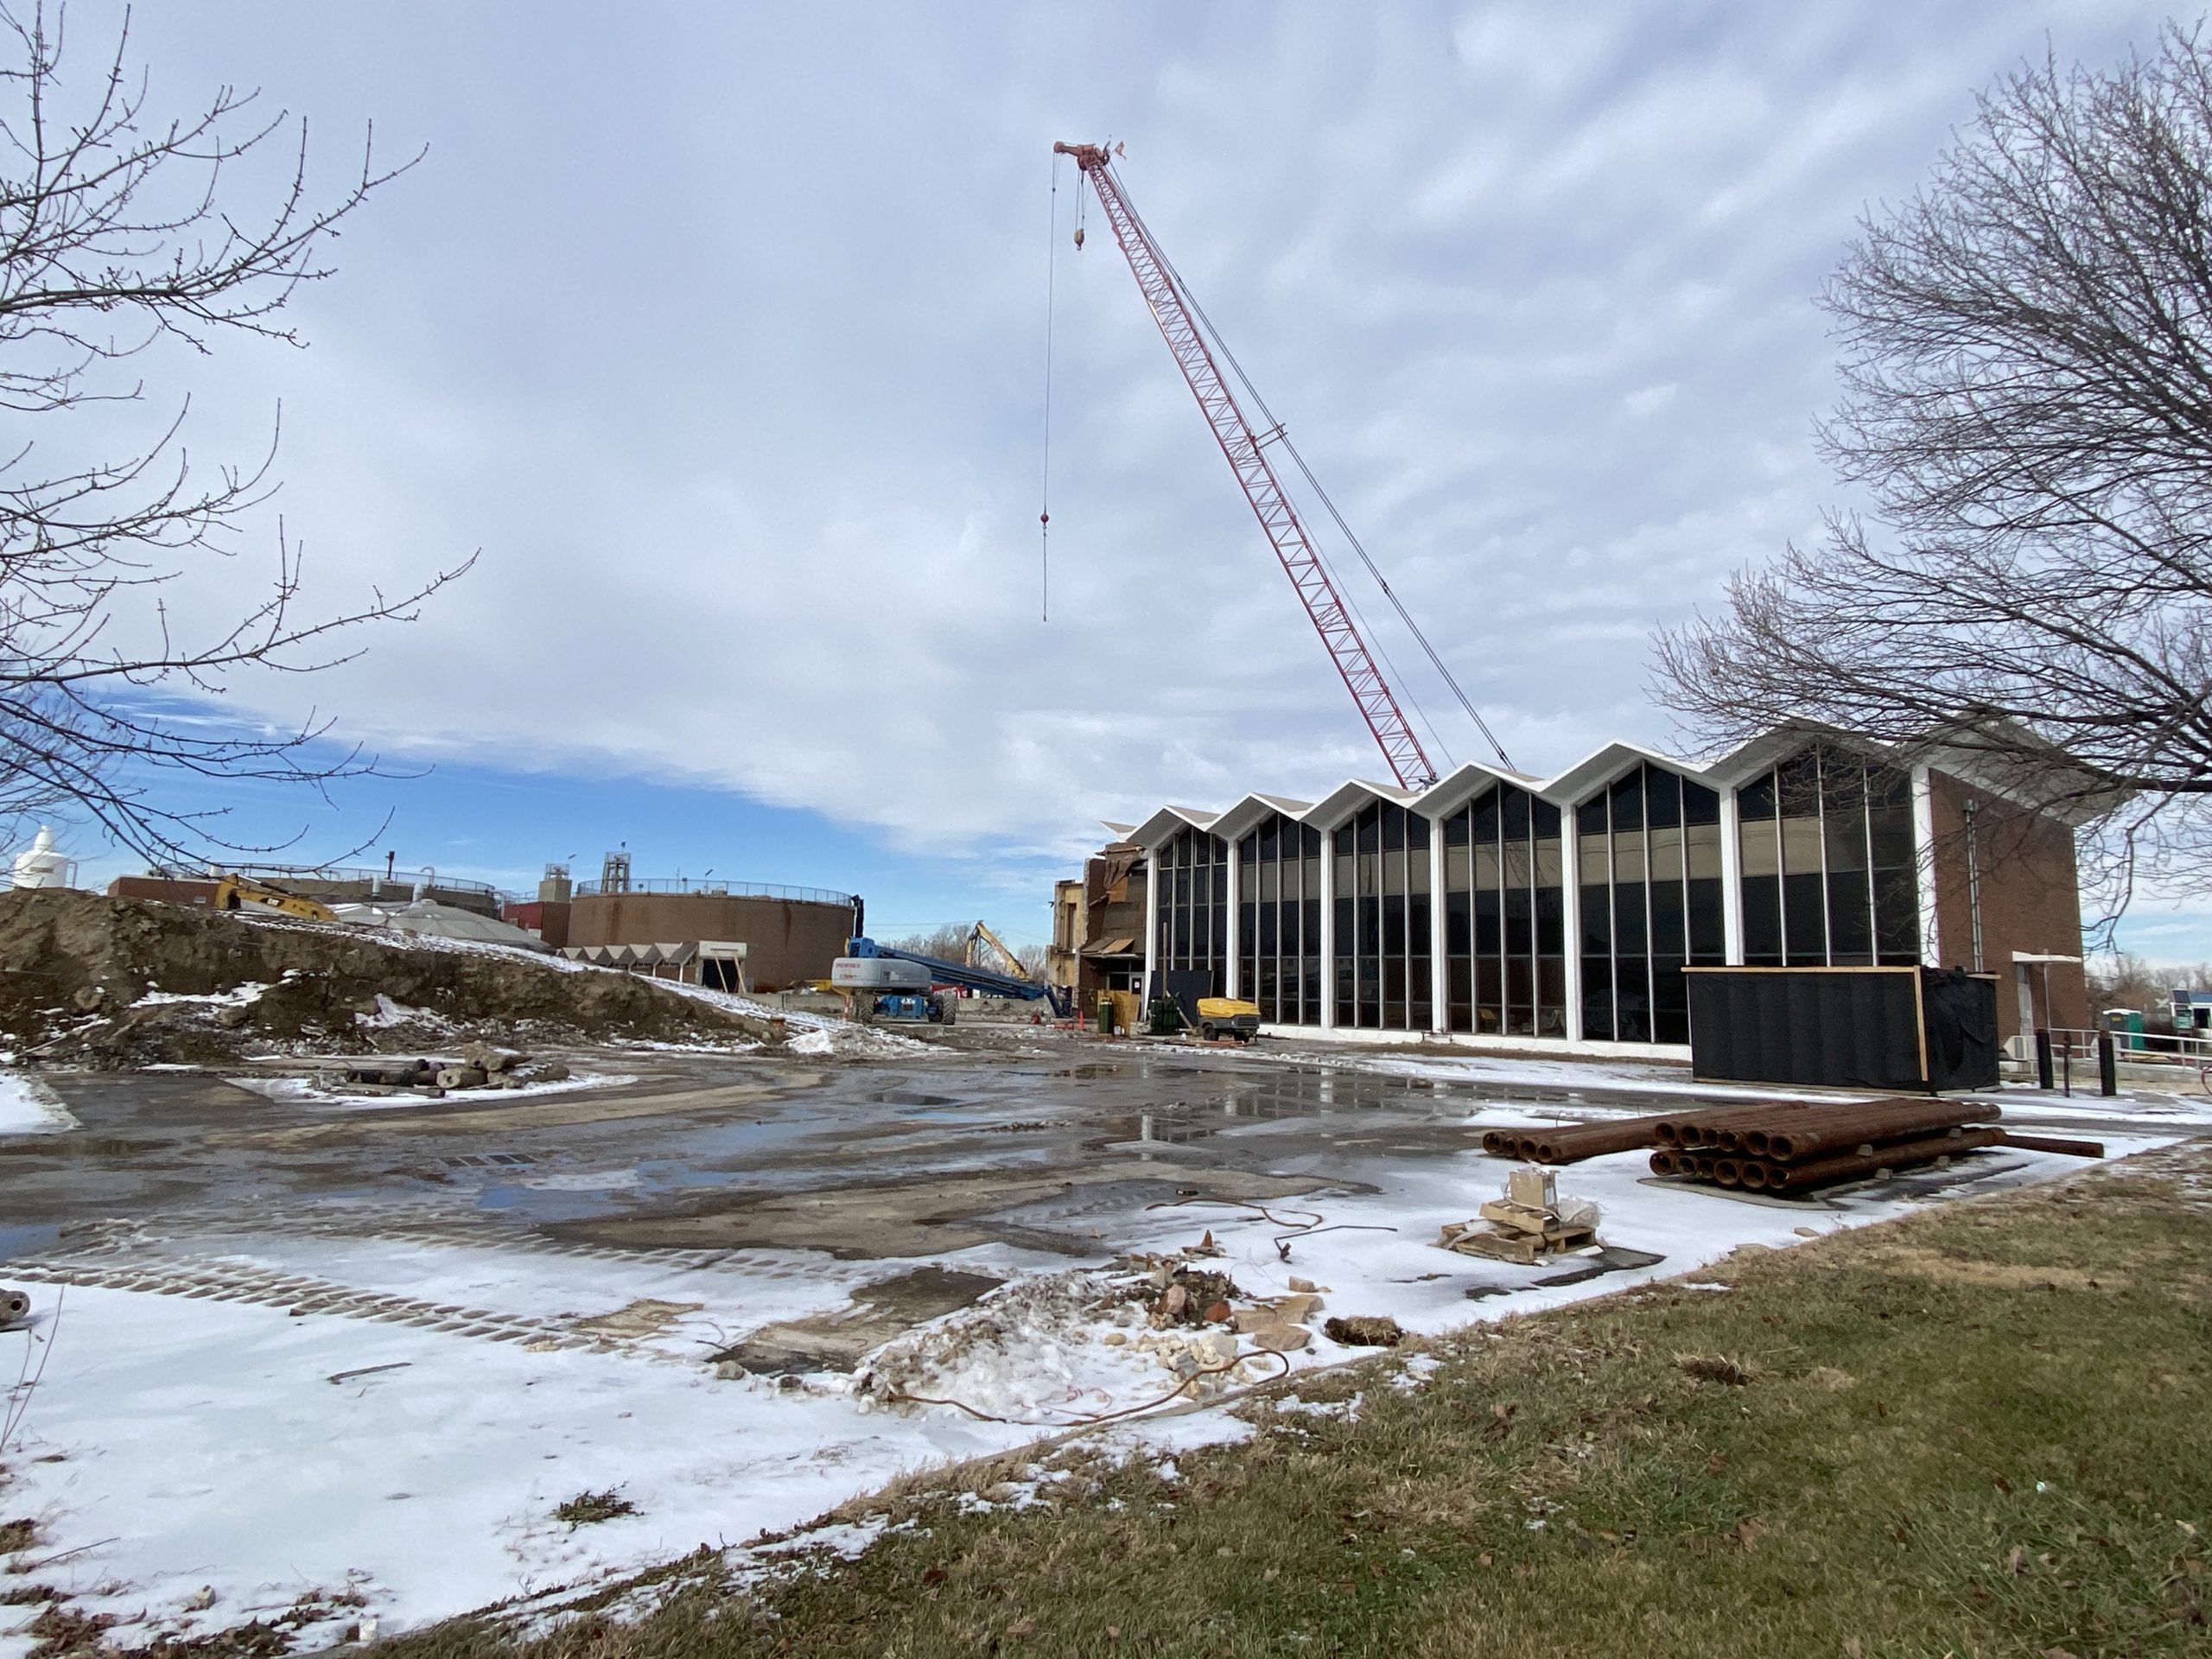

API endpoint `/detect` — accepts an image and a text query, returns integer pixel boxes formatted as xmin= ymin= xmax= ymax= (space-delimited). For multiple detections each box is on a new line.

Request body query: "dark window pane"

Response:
xmin=1357 ymin=807 xmax=1380 ymax=855
xmin=1258 ymin=903 xmax=1276 ymax=958
xmin=1611 ymin=770 xmax=1644 ymax=830
xmin=1409 ymin=893 xmax=1431 ymax=963
xmin=1738 ymin=772 xmax=1777 ymax=821
xmin=1503 ymin=885 xmax=1534 ymax=957
xmin=1382 ymin=804 xmax=1405 ymax=852
xmin=1475 ymin=956 xmax=1503 ymax=1033
xmin=1471 ymin=789 xmax=1499 ymax=843
xmin=1582 ymin=956 xmax=1614 ymax=1040
xmin=1646 ymin=766 xmax=1681 ymax=829
xmin=1408 ymin=812 xmax=1431 ymax=850
xmin=1382 ymin=895 xmax=1407 ymax=957
xmin=1777 ymin=750 xmax=1821 ymax=820
xmin=1742 ymin=874 xmax=1783 ymax=963
xmin=1783 ymin=872 xmax=1826 ymax=964
xmin=1580 ymin=884 xmax=1611 ymax=954
xmin=1506 ymin=956 xmax=1535 ymax=1034
xmin=1869 ymin=800 xmax=1915 ymax=871
xmin=1613 ymin=882 xmax=1647 ymax=957
xmin=1239 ymin=902 xmax=1256 ymax=956
xmin=1445 ymin=810 xmax=1469 ymax=847
xmin=1446 ymin=889 xmax=1471 ymax=955
xmin=1448 ymin=957 xmax=1471 ymax=1031
xmin=1335 ymin=823 xmax=1353 ymax=855
xmin=1827 ymin=872 xmax=1872 ymax=963
xmin=1503 ymin=787 xmax=1530 ymax=842
xmin=1535 ymin=886 xmax=1564 ymax=956
xmin=1687 ymin=877 xmax=1726 ymax=959
xmin=1874 ymin=865 xmax=1922 ymax=963
xmin=1533 ymin=799 xmax=1561 ymax=839
xmin=1682 ymin=780 xmax=1720 ymax=825
xmin=1577 ymin=795 xmax=1608 ymax=836
xmin=1651 ymin=878 xmax=1685 ymax=957
xmin=1473 ymin=888 xmax=1502 ymax=956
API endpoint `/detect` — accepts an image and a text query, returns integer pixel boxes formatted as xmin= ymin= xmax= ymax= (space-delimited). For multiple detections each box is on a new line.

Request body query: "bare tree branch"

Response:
xmin=1654 ymin=23 xmax=2212 ymax=922
xmin=0 ymin=2 xmax=468 ymax=865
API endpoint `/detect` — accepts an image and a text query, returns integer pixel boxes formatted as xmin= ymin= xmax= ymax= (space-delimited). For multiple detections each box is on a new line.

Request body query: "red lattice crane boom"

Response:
xmin=1053 ymin=141 xmax=1436 ymax=789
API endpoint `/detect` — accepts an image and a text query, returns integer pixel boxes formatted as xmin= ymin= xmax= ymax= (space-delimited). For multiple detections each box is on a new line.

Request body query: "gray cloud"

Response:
xmin=56 ymin=0 xmax=2174 ymax=866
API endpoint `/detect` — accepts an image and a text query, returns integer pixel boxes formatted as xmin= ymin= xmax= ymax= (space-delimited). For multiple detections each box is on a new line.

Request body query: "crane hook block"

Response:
xmin=1072 ymin=226 xmax=1085 ymax=249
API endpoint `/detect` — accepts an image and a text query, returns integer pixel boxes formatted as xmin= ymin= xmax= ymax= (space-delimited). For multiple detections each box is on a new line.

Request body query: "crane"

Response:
xmin=1052 ymin=140 xmax=1513 ymax=787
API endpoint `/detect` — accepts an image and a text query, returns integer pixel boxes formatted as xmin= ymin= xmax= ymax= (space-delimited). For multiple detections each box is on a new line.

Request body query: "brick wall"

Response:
xmin=564 ymin=893 xmax=856 ymax=990
xmin=1926 ymin=769 xmax=2086 ymax=1039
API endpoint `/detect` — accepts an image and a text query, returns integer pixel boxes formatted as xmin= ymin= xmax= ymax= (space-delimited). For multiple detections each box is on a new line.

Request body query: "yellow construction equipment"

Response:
xmin=212 ymin=874 xmax=337 ymax=924
xmin=965 ymin=920 xmax=1028 ymax=980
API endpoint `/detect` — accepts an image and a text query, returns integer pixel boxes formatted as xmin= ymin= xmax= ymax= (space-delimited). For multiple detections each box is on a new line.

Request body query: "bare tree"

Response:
xmin=1 ymin=2 xmax=468 ymax=865
xmin=1654 ymin=25 xmax=2212 ymax=919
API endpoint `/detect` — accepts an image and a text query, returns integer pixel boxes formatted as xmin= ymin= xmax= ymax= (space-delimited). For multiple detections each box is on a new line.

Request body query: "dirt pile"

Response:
xmin=0 ymin=888 xmax=781 ymax=1067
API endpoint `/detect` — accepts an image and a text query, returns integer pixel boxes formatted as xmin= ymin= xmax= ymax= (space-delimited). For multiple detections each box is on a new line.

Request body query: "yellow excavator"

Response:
xmin=212 ymin=873 xmax=337 ymax=924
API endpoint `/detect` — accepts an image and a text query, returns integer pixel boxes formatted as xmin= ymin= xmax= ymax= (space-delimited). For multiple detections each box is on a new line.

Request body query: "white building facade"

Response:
xmin=1127 ymin=726 xmax=2030 ymax=1057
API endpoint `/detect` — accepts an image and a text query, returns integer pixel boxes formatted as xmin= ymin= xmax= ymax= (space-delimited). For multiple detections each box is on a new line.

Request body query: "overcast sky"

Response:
xmin=29 ymin=1 xmax=2212 ymax=955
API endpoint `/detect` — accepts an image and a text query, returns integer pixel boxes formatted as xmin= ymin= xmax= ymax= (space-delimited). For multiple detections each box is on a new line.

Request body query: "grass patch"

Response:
xmin=387 ymin=1144 xmax=2212 ymax=1657
xmin=553 ymin=1491 xmax=637 ymax=1529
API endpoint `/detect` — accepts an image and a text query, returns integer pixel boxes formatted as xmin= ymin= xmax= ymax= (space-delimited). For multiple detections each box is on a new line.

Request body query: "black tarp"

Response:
xmin=1686 ymin=967 xmax=1998 ymax=1091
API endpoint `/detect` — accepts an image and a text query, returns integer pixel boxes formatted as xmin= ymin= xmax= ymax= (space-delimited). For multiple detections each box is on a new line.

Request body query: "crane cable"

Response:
xmin=1110 ymin=168 xmax=1516 ymax=775
xmin=1039 ymin=152 xmax=1059 ymax=623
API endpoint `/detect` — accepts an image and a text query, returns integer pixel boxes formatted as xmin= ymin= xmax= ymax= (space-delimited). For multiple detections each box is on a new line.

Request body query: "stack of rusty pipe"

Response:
xmin=1648 ymin=1096 xmax=2012 ymax=1195
xmin=1483 ymin=1094 xmax=2095 ymax=1194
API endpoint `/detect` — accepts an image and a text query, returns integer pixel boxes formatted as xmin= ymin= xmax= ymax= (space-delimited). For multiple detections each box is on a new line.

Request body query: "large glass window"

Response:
xmin=1441 ymin=784 xmax=1565 ymax=1038
xmin=1236 ymin=814 xmax=1324 ymax=1025
xmin=1154 ymin=826 xmax=1230 ymax=996
xmin=1577 ymin=762 xmax=1725 ymax=1045
xmin=1734 ymin=746 xmax=1920 ymax=968
xmin=1329 ymin=800 xmax=1432 ymax=1031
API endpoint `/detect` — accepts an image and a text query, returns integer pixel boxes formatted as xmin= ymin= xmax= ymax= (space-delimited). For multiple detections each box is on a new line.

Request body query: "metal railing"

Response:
xmin=571 ymin=878 xmax=857 ymax=906
xmin=151 ymin=861 xmax=502 ymax=898
xmin=2046 ymin=1026 xmax=2212 ymax=1065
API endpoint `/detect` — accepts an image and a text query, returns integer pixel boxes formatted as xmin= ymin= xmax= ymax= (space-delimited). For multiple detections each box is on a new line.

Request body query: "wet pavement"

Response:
xmin=0 ymin=1036 xmax=1771 ymax=1267
xmin=7 ymin=1036 xmax=2199 ymax=1273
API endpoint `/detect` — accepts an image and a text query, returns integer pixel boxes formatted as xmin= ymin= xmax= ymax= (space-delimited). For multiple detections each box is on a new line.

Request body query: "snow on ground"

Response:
xmin=0 ymin=1114 xmax=2183 ymax=1653
xmin=226 ymin=1072 xmax=642 ymax=1112
xmin=0 ymin=1065 xmax=74 ymax=1133
xmin=1236 ymin=1040 xmax=1873 ymax=1103
xmin=0 ymin=1288 xmax=1050 ymax=1656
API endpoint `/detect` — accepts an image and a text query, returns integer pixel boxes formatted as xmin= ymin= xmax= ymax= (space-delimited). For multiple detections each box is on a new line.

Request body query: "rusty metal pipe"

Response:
xmin=1649 ymin=1149 xmax=1678 ymax=1175
xmin=1713 ymin=1156 xmax=1744 ymax=1186
xmin=1759 ymin=1128 xmax=2005 ymax=1193
xmin=1996 ymin=1131 xmax=2105 ymax=1159
xmin=1650 ymin=1100 xmax=1806 ymax=1145
xmin=1762 ymin=1101 xmax=1997 ymax=1162
xmin=1739 ymin=1160 xmax=1770 ymax=1189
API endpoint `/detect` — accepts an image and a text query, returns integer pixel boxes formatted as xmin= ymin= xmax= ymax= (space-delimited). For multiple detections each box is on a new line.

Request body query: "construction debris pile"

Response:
xmin=1440 ymin=1166 xmax=1601 ymax=1262
xmin=323 ymin=1044 xmax=572 ymax=1098
xmin=1481 ymin=1097 xmax=2104 ymax=1198
xmin=0 ymin=888 xmax=780 ymax=1067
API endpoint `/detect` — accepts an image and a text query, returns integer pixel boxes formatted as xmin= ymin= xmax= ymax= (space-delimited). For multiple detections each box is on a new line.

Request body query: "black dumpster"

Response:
xmin=1684 ymin=966 xmax=1999 ymax=1092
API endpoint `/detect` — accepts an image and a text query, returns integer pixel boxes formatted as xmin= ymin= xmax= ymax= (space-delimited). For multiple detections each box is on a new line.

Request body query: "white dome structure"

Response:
xmin=10 ymin=826 xmax=76 ymax=890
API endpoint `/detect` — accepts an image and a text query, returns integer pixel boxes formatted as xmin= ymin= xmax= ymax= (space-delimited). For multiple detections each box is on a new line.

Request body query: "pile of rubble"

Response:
xmin=0 ymin=888 xmax=779 ymax=1067
xmin=322 ymin=1043 xmax=573 ymax=1098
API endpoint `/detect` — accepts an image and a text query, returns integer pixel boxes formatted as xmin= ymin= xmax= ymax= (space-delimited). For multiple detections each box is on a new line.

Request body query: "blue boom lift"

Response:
xmin=830 ymin=936 xmax=1073 ymax=1024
